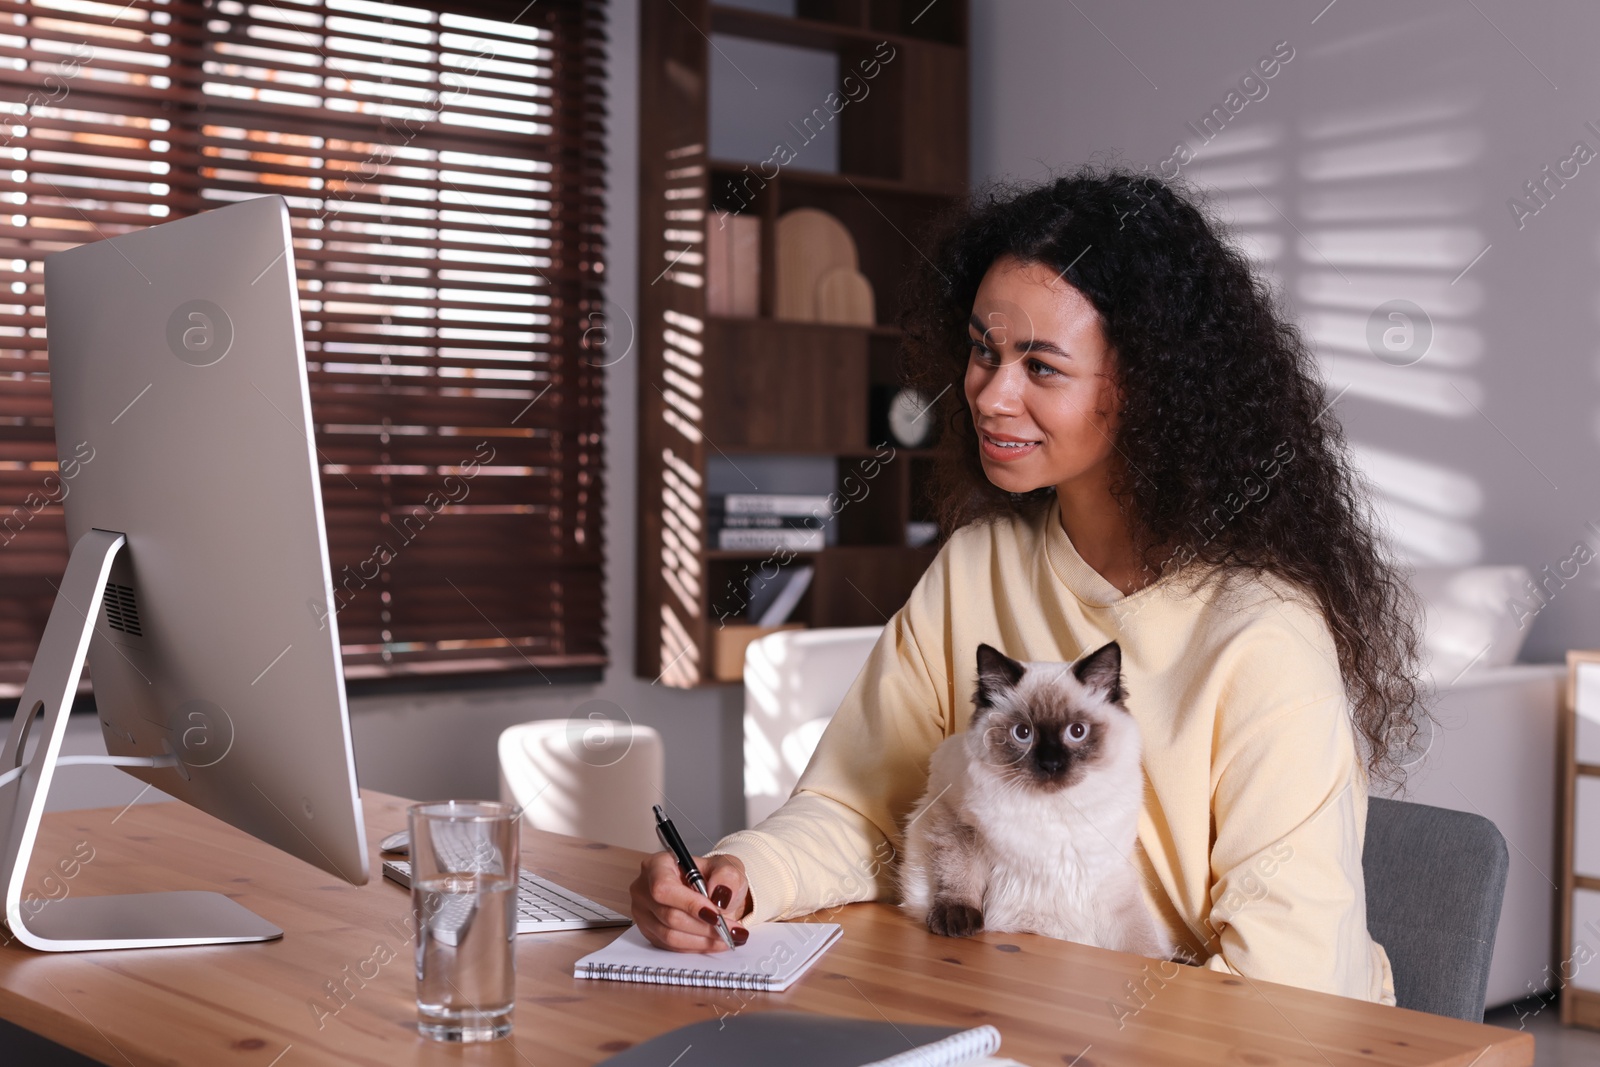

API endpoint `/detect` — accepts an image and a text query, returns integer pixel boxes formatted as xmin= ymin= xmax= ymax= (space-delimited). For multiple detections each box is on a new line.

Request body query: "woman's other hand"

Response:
xmin=629 ymin=850 xmax=754 ymax=951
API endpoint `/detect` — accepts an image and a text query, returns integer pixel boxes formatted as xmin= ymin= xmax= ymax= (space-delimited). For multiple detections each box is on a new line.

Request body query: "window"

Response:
xmin=0 ymin=0 xmax=609 ymax=693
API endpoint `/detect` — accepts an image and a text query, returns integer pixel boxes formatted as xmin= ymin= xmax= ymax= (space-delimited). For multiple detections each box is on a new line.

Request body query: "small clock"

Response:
xmin=882 ymin=387 xmax=936 ymax=448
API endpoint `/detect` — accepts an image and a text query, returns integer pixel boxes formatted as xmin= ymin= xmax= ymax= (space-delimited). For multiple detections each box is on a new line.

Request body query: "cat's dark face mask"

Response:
xmin=972 ymin=641 xmax=1130 ymax=792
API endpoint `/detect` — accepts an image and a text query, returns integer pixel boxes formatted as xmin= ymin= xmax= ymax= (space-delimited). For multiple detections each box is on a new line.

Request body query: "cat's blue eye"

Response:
xmin=1010 ymin=723 xmax=1031 ymax=744
xmin=1065 ymin=722 xmax=1088 ymax=743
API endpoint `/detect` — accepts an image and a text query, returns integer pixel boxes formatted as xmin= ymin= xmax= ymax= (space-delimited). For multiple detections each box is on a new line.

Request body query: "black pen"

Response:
xmin=653 ymin=803 xmax=737 ymax=950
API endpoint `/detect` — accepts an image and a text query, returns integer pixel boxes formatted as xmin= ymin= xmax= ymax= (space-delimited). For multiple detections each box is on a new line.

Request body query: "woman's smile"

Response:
xmin=978 ymin=429 xmax=1042 ymax=461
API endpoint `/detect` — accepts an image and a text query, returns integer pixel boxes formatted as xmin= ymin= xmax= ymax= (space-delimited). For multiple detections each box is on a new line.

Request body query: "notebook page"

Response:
xmin=860 ymin=1023 xmax=1002 ymax=1066
xmin=574 ymin=922 xmax=842 ymax=988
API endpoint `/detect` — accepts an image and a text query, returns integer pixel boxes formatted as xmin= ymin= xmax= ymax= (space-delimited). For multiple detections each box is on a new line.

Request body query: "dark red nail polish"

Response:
xmin=699 ymin=906 xmax=719 ymax=926
xmin=711 ymin=885 xmax=732 ymax=909
xmin=731 ymin=925 xmax=749 ymax=946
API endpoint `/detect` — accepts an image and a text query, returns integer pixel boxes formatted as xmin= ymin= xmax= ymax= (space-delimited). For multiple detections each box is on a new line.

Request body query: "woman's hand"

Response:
xmin=629 ymin=851 xmax=753 ymax=952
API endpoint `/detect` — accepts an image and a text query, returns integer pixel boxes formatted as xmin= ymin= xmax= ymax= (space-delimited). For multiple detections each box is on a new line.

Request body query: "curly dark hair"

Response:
xmin=897 ymin=163 xmax=1427 ymax=788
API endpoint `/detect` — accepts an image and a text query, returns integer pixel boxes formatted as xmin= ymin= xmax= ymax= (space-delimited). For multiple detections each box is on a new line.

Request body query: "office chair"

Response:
xmin=498 ymin=719 xmax=665 ymax=853
xmin=1364 ymin=796 xmax=1510 ymax=1021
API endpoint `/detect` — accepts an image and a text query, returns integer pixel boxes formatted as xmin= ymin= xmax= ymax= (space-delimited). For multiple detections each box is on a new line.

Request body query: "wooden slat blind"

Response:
xmin=0 ymin=0 xmax=609 ymax=691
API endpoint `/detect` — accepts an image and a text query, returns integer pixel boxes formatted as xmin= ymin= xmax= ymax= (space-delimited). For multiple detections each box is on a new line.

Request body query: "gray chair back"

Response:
xmin=1363 ymin=796 xmax=1509 ymax=1021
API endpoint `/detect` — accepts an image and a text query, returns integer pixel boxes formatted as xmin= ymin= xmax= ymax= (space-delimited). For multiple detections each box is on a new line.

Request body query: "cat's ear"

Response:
xmin=1073 ymin=641 xmax=1125 ymax=705
xmin=974 ymin=643 xmax=1025 ymax=709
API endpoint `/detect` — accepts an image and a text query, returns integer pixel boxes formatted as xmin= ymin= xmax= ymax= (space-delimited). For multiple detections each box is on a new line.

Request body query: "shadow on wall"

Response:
xmin=1180 ymin=13 xmax=1491 ymax=569
xmin=1154 ymin=7 xmax=1600 ymax=662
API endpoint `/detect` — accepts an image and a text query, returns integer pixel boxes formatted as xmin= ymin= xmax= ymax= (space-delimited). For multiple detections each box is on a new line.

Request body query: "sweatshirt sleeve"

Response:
xmin=1198 ymin=598 xmax=1397 ymax=1005
xmin=706 ymin=544 xmax=953 ymax=925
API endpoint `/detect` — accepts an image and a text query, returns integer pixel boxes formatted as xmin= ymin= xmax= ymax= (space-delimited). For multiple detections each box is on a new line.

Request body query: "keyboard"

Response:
xmin=382 ymin=858 xmax=632 ymax=934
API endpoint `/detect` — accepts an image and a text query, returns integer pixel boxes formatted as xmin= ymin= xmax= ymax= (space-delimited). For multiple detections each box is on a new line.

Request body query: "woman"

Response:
xmin=627 ymin=166 xmax=1425 ymax=1004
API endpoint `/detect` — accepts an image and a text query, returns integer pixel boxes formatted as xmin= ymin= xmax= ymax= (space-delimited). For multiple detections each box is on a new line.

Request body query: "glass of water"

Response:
xmin=408 ymin=800 xmax=518 ymax=1042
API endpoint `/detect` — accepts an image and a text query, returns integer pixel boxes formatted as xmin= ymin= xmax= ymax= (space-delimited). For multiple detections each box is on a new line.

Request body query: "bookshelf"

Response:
xmin=635 ymin=0 xmax=969 ymax=686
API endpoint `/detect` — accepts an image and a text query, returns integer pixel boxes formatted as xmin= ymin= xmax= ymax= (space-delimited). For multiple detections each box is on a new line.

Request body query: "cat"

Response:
xmin=895 ymin=640 xmax=1173 ymax=959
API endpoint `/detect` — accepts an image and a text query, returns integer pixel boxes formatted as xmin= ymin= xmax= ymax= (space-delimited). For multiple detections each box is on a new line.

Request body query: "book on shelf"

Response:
xmin=720 ymin=492 xmax=836 ymax=517
xmin=714 ymin=513 xmax=826 ymax=529
xmin=707 ymin=492 xmax=836 ymax=551
xmin=717 ymin=527 xmax=824 ymax=552
xmin=753 ymin=564 xmax=814 ymax=626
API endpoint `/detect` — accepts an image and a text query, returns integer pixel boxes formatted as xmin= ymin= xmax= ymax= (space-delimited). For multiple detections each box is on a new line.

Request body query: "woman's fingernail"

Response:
xmin=711 ymin=885 xmax=732 ymax=909
xmin=699 ymin=906 xmax=720 ymax=926
xmin=731 ymin=925 xmax=749 ymax=946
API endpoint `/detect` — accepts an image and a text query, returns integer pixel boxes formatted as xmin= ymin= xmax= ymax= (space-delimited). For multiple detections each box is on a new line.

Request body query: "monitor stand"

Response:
xmin=0 ymin=528 xmax=283 ymax=950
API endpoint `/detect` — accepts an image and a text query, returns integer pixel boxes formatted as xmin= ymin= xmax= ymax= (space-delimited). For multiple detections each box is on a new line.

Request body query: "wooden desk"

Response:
xmin=0 ymin=791 xmax=1533 ymax=1066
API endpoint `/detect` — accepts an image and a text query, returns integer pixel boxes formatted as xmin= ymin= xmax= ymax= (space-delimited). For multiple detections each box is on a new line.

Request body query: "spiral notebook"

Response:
xmin=594 ymin=1009 xmax=1016 ymax=1067
xmin=573 ymin=921 xmax=842 ymax=991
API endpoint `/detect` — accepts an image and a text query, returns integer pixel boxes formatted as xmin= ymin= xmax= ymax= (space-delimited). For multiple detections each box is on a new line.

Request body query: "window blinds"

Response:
xmin=0 ymin=0 xmax=608 ymax=690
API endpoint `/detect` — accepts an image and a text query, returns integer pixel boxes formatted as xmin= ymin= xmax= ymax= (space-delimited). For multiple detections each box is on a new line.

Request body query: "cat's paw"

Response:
xmin=927 ymin=900 xmax=984 ymax=938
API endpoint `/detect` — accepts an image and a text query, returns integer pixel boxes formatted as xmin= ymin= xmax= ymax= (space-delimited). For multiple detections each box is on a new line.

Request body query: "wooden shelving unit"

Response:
xmin=1560 ymin=650 xmax=1600 ymax=1028
xmin=635 ymin=0 xmax=969 ymax=686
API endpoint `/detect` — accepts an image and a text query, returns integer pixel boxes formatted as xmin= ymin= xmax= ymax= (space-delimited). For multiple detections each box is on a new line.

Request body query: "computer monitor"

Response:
xmin=0 ymin=195 xmax=368 ymax=951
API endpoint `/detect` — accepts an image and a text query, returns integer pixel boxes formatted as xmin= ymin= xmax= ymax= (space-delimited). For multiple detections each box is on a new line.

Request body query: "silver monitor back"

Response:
xmin=39 ymin=194 xmax=367 ymax=886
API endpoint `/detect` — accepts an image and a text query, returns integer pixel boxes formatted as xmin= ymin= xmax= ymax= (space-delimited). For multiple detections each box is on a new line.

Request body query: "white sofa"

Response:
xmin=742 ymin=625 xmax=883 ymax=829
xmin=1398 ymin=564 xmax=1560 ymax=1007
xmin=740 ymin=565 xmax=1560 ymax=1009
xmin=1400 ymin=663 xmax=1563 ymax=1007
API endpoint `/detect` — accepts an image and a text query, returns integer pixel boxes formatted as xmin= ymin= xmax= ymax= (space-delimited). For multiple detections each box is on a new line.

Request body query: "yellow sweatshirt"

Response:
xmin=708 ymin=495 xmax=1396 ymax=1005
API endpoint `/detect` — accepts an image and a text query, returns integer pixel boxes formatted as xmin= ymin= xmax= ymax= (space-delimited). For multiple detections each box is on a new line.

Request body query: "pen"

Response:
xmin=652 ymin=803 xmax=737 ymax=950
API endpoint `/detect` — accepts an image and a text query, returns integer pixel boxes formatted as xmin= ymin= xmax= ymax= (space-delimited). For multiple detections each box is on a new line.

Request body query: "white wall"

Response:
xmin=970 ymin=0 xmax=1600 ymax=662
